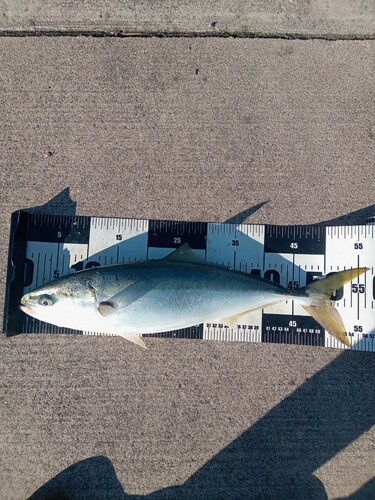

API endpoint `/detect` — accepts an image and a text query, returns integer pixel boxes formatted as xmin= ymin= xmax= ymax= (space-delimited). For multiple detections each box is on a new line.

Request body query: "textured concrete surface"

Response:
xmin=0 ymin=0 xmax=374 ymax=36
xmin=1 ymin=37 xmax=375 ymax=499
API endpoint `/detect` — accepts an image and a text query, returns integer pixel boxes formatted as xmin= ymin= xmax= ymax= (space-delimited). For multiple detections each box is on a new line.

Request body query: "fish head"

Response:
xmin=20 ymin=275 xmax=97 ymax=329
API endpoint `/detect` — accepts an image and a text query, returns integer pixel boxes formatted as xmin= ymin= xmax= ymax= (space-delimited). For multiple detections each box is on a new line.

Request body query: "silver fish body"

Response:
xmin=86 ymin=260 xmax=288 ymax=333
xmin=20 ymin=244 xmax=368 ymax=347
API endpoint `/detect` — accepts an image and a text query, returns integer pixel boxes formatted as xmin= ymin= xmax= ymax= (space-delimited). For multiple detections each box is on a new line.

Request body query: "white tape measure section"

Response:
xmin=88 ymin=217 xmax=149 ymax=263
xmin=24 ymin=241 xmax=88 ymax=292
xmin=24 ymin=241 xmax=59 ymax=293
xmin=325 ymin=225 xmax=374 ymax=350
xmin=204 ymin=223 xmax=264 ymax=343
xmin=206 ymin=223 xmax=265 ymax=270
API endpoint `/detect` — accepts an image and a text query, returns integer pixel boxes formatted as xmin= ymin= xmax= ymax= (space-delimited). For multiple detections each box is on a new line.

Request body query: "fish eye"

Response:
xmin=37 ymin=294 xmax=56 ymax=307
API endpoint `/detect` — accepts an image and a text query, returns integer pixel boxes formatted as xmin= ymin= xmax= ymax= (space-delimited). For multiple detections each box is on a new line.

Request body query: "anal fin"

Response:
xmin=220 ymin=311 xmax=248 ymax=328
xmin=220 ymin=301 xmax=279 ymax=328
xmin=117 ymin=332 xmax=147 ymax=349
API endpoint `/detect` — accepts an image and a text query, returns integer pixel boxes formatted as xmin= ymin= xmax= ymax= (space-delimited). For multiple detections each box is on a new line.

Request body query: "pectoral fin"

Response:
xmin=98 ymin=279 xmax=155 ymax=316
xmin=302 ymin=304 xmax=351 ymax=347
xmin=98 ymin=301 xmax=116 ymax=316
xmin=117 ymin=332 xmax=147 ymax=348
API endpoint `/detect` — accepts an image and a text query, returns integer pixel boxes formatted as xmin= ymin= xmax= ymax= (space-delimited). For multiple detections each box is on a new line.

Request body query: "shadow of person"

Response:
xmin=157 ymin=350 xmax=374 ymax=499
xmin=29 ymin=456 xmax=127 ymax=500
xmin=28 ymin=349 xmax=375 ymax=500
xmin=338 ymin=477 xmax=375 ymax=499
xmin=152 ymin=352 xmax=374 ymax=499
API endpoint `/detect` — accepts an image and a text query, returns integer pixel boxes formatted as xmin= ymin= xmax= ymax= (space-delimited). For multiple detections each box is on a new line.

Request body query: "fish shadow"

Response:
xmin=29 ymin=350 xmax=375 ymax=499
xmin=20 ymin=187 xmax=77 ymax=216
xmin=225 ymin=202 xmax=375 ymax=227
xmin=223 ymin=200 xmax=269 ymax=224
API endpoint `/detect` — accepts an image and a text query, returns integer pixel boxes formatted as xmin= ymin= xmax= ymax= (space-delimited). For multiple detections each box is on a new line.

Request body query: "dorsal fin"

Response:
xmin=163 ymin=243 xmax=211 ymax=266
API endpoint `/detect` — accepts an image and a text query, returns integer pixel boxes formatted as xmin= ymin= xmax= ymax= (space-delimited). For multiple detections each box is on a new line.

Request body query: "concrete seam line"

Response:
xmin=0 ymin=29 xmax=374 ymax=40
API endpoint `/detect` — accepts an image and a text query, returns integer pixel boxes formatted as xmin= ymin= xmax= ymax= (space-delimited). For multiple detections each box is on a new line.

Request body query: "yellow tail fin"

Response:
xmin=303 ymin=267 xmax=369 ymax=347
xmin=302 ymin=304 xmax=350 ymax=347
xmin=306 ymin=267 xmax=369 ymax=296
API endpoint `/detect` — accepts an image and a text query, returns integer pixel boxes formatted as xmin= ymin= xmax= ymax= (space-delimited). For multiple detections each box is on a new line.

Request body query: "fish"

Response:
xmin=20 ymin=244 xmax=368 ymax=348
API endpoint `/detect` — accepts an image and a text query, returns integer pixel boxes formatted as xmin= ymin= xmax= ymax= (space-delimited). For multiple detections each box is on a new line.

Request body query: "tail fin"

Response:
xmin=302 ymin=267 xmax=369 ymax=347
xmin=305 ymin=268 xmax=369 ymax=296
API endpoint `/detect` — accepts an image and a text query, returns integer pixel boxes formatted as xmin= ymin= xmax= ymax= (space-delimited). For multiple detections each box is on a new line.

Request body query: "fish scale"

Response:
xmin=4 ymin=210 xmax=375 ymax=352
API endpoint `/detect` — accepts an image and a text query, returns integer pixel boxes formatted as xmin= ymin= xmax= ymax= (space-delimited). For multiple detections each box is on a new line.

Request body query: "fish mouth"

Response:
xmin=19 ymin=299 xmax=36 ymax=316
xmin=20 ymin=295 xmax=28 ymax=306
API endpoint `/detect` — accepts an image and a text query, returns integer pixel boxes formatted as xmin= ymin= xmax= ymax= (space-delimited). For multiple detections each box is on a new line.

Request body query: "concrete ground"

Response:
xmin=0 ymin=2 xmax=374 ymax=499
xmin=1 ymin=0 xmax=374 ymax=36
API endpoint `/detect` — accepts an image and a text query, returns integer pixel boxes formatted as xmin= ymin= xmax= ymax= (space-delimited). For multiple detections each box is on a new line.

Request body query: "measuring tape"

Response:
xmin=4 ymin=211 xmax=375 ymax=352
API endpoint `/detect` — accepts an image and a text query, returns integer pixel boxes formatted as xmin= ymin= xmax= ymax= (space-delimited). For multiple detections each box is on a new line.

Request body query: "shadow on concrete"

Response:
xmin=338 ymin=477 xmax=375 ymax=500
xmin=223 ymin=200 xmax=269 ymax=224
xmin=21 ymin=187 xmax=77 ymax=216
xmin=29 ymin=349 xmax=375 ymax=500
xmin=312 ymin=205 xmax=375 ymax=227
xmin=225 ymin=200 xmax=375 ymax=227
xmin=12 ymin=187 xmax=375 ymax=226
xmin=29 ymin=456 xmax=125 ymax=500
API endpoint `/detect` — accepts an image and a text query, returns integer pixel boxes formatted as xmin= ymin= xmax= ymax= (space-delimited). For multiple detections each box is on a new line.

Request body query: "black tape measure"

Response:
xmin=4 ymin=211 xmax=375 ymax=352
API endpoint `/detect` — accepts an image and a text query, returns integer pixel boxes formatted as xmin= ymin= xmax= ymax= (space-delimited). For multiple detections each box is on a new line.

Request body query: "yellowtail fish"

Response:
xmin=20 ymin=244 xmax=368 ymax=348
